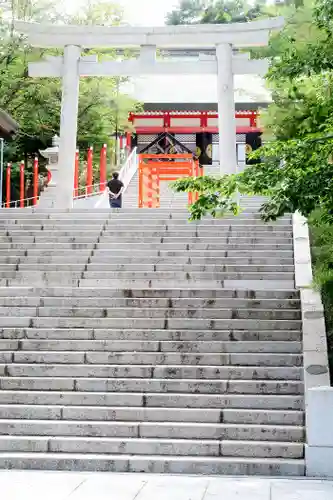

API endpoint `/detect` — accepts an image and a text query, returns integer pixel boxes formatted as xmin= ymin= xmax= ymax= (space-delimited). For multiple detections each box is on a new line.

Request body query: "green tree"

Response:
xmin=166 ymin=0 xmax=267 ymax=25
xmin=0 ymin=0 xmax=140 ymax=201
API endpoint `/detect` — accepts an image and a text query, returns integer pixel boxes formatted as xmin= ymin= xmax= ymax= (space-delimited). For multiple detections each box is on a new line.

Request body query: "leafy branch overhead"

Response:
xmin=173 ymin=135 xmax=333 ymax=221
xmin=0 ymin=0 xmax=140 ymax=164
xmin=173 ymin=0 xmax=333 ymax=222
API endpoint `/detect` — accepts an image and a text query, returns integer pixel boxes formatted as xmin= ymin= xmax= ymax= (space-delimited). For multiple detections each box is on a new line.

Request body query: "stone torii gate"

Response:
xmin=15 ymin=19 xmax=283 ymax=209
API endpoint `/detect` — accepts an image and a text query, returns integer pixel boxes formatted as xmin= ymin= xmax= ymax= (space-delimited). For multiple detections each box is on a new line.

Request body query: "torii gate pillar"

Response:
xmin=57 ymin=45 xmax=81 ymax=209
xmin=216 ymin=43 xmax=237 ymax=176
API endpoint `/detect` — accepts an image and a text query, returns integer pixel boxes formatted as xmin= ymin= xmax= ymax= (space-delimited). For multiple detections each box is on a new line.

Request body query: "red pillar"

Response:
xmin=5 ymin=163 xmax=11 ymax=208
xmin=33 ymin=157 xmax=39 ymax=206
xmin=20 ymin=161 xmax=25 ymax=208
xmin=86 ymin=146 xmax=93 ymax=195
xmin=126 ymin=132 xmax=132 ymax=153
xmin=74 ymin=149 xmax=79 ymax=198
xmin=100 ymin=144 xmax=107 ymax=192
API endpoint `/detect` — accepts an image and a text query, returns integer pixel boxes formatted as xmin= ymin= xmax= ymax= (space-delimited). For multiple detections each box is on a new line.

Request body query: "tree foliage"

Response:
xmin=165 ymin=0 xmax=267 ymax=25
xmin=173 ymin=0 xmax=333 ymax=220
xmin=0 ymin=0 xmax=138 ymax=166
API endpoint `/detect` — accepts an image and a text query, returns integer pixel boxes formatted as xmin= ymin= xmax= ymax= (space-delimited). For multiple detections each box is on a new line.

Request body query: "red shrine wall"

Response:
xmin=127 ymin=111 xmax=262 ymax=167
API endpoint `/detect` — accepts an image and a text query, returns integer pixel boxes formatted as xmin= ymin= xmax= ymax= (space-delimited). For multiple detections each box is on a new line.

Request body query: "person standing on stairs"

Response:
xmin=107 ymin=172 xmax=124 ymax=209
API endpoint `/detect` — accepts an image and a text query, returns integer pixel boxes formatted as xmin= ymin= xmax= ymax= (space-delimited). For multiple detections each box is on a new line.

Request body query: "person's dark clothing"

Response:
xmin=108 ymin=178 xmax=124 ymax=208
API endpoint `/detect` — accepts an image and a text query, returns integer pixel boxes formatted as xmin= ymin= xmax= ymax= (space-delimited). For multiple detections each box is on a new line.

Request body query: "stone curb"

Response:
xmin=293 ymin=212 xmax=332 ymax=477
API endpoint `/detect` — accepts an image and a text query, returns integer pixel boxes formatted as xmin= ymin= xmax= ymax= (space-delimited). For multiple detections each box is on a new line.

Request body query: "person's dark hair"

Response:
xmin=112 ymin=172 xmax=119 ymax=179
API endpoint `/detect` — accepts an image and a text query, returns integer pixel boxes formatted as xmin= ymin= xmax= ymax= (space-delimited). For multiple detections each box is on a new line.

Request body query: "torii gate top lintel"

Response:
xmin=14 ymin=17 xmax=284 ymax=48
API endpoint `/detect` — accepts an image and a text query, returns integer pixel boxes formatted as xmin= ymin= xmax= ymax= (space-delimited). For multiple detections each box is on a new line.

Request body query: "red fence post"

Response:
xmin=20 ymin=161 xmax=25 ymax=208
xmin=100 ymin=144 xmax=107 ymax=192
xmin=74 ymin=149 xmax=79 ymax=198
xmin=5 ymin=163 xmax=11 ymax=208
xmin=86 ymin=146 xmax=93 ymax=195
xmin=33 ymin=157 xmax=39 ymax=206
xmin=126 ymin=132 xmax=131 ymax=153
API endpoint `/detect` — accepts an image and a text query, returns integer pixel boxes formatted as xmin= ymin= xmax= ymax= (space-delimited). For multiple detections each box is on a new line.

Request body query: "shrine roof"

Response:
xmin=0 ymin=109 xmax=19 ymax=139
xmin=123 ymin=74 xmax=271 ymax=105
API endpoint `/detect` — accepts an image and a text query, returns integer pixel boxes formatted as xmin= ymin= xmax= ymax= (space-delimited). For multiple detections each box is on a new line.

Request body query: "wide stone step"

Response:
xmin=82 ymin=271 xmax=295 ymax=281
xmin=94 ymin=249 xmax=294 ymax=258
xmin=0 ymin=297 xmax=301 ymax=309
xmin=31 ymin=306 xmax=301 ymax=320
xmin=0 ymin=419 xmax=304 ymax=441
xmin=0 ymin=436 xmax=304 ymax=459
xmin=0 ymin=327 xmax=302 ymax=342
xmin=89 ymin=256 xmax=296 ymax=265
xmin=14 ymin=264 xmax=296 ymax=274
xmin=0 ymin=255 xmax=295 ymax=265
xmin=35 ymin=297 xmax=301 ymax=309
xmin=0 ymin=452 xmax=305 ymax=475
xmin=0 ymin=391 xmax=304 ymax=410
xmin=28 ymin=317 xmax=301 ymax=330
xmin=97 ymin=236 xmax=293 ymax=244
xmin=0 ymin=339 xmax=301 ymax=353
xmin=3 ymin=214 xmax=292 ymax=223
xmin=8 ymin=223 xmax=293 ymax=231
xmin=79 ymin=279 xmax=296 ymax=291
xmin=1 ymin=364 xmax=302 ymax=381
xmin=0 ymin=377 xmax=304 ymax=394
xmin=0 ymin=243 xmax=92 ymax=250
xmin=0 ymin=287 xmax=300 ymax=299
xmin=0 ymin=405 xmax=304 ymax=425
xmin=6 ymin=229 xmax=293 ymax=237
xmin=1 ymin=351 xmax=303 ymax=367
xmin=97 ymin=243 xmax=294 ymax=251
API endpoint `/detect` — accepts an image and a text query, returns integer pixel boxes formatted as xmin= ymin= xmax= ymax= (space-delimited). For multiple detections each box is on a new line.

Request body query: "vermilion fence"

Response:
xmin=138 ymin=154 xmax=202 ymax=209
xmin=2 ymin=144 xmax=109 ymax=208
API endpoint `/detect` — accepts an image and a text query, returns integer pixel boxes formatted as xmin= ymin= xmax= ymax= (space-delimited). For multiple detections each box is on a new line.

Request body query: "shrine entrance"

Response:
xmin=138 ymin=154 xmax=202 ymax=208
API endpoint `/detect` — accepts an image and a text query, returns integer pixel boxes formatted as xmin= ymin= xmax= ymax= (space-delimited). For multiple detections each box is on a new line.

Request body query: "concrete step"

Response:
xmin=33 ymin=306 xmax=301 ymax=320
xmin=6 ymin=228 xmax=293 ymax=236
xmin=0 ymin=377 xmax=304 ymax=394
xmin=96 ymin=243 xmax=294 ymax=251
xmin=0 ymin=243 xmax=93 ymax=250
xmin=0 ymin=255 xmax=295 ymax=265
xmin=1 ymin=364 xmax=302 ymax=381
xmin=3 ymin=215 xmax=292 ymax=224
xmin=0 ymin=405 xmax=304 ymax=425
xmin=4 ymin=339 xmax=301 ymax=353
xmin=0 ymin=436 xmax=304 ymax=458
xmin=96 ymin=236 xmax=293 ymax=244
xmin=0 ymin=287 xmax=300 ymax=299
xmin=88 ymin=256 xmax=296 ymax=265
xmin=0 ymin=419 xmax=304 ymax=441
xmin=0 ymin=452 xmax=305 ymax=475
xmin=78 ymin=280 xmax=296 ymax=291
xmin=0 ymin=328 xmax=303 ymax=342
xmin=5 ymin=351 xmax=302 ymax=366
xmin=13 ymin=264 xmax=296 ymax=274
xmin=0 ymin=297 xmax=301 ymax=309
xmin=86 ymin=264 xmax=296 ymax=273
xmin=81 ymin=271 xmax=295 ymax=281
xmin=0 ymin=391 xmax=304 ymax=410
xmin=27 ymin=317 xmax=301 ymax=331
xmin=93 ymin=249 xmax=294 ymax=258
xmin=8 ymin=223 xmax=293 ymax=231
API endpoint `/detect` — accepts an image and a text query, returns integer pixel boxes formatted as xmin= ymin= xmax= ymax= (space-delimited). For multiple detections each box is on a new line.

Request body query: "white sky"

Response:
xmin=120 ymin=0 xmax=178 ymax=25
xmin=69 ymin=0 xmax=179 ymax=26
xmin=70 ymin=1 xmax=273 ymax=26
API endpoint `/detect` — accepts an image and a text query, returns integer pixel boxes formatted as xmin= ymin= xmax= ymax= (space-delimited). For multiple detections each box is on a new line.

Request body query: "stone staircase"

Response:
xmin=0 ymin=207 xmax=304 ymax=475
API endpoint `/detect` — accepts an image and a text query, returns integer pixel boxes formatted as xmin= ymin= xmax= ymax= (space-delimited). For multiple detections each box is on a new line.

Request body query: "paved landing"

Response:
xmin=0 ymin=471 xmax=332 ymax=500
